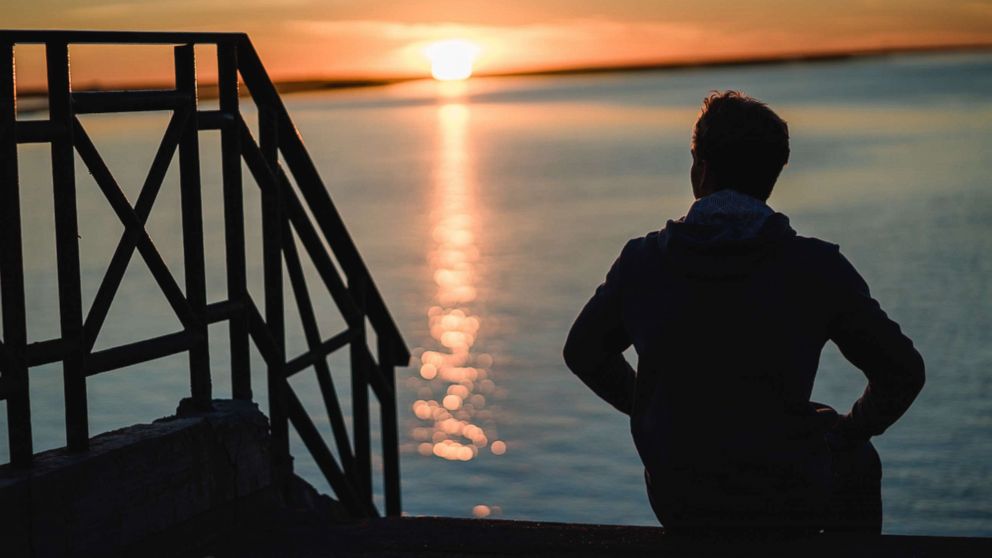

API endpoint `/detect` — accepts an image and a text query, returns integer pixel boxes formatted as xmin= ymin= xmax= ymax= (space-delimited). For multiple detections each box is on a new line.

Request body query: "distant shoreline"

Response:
xmin=14 ymin=41 xmax=992 ymax=110
xmin=476 ymin=42 xmax=992 ymax=79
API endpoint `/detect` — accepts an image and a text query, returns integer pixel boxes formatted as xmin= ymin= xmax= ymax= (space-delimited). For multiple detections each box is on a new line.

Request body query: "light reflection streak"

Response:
xmin=409 ymin=95 xmax=503 ymax=464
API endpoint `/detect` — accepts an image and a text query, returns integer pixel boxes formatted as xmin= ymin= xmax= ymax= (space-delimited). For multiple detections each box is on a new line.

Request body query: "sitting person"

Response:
xmin=563 ymin=90 xmax=924 ymax=536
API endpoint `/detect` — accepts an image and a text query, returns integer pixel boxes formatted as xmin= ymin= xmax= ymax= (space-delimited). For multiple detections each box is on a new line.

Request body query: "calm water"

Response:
xmin=2 ymin=52 xmax=991 ymax=536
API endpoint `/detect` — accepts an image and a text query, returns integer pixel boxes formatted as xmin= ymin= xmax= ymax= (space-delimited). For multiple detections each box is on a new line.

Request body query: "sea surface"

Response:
xmin=2 ymin=51 xmax=991 ymax=536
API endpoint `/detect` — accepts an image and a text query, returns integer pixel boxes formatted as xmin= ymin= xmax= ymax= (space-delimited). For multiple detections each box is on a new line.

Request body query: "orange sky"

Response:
xmin=7 ymin=0 xmax=992 ymax=87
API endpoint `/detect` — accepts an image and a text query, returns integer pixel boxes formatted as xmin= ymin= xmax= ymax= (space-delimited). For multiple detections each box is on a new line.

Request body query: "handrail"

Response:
xmin=0 ymin=30 xmax=407 ymax=518
xmin=235 ymin=39 xmax=410 ymax=364
xmin=1 ymin=30 xmax=247 ymax=44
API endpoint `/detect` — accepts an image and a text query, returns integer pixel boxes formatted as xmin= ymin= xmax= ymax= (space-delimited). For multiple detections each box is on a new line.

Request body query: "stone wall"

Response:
xmin=0 ymin=399 xmax=277 ymax=557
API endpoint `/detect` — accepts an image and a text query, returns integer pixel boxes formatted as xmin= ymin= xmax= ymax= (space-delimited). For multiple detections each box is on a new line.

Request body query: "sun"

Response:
xmin=424 ymin=40 xmax=481 ymax=81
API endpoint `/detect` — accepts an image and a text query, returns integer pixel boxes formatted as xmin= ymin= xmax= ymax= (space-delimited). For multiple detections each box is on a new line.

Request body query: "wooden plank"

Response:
xmin=218 ymin=42 xmax=250 ymax=400
xmin=204 ymin=299 xmax=243 ymax=324
xmin=196 ymin=109 xmax=231 ymax=131
xmin=175 ymin=44 xmax=211 ymax=411
xmin=72 ymin=89 xmax=188 ymax=114
xmin=82 ymin=110 xmax=186 ymax=353
xmin=85 ymin=330 xmax=198 ymax=375
xmin=25 ymin=337 xmax=72 ymax=367
xmin=15 ymin=120 xmax=64 ymax=144
xmin=48 ymin=41 xmax=89 ymax=452
xmin=0 ymin=40 xmax=32 ymax=466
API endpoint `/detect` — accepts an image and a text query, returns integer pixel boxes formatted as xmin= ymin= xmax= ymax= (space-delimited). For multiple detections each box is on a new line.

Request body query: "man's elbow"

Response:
xmin=563 ymin=324 xmax=596 ymax=374
xmin=562 ymin=334 xmax=582 ymax=373
xmin=907 ymin=349 xmax=926 ymax=397
xmin=890 ymin=348 xmax=926 ymax=406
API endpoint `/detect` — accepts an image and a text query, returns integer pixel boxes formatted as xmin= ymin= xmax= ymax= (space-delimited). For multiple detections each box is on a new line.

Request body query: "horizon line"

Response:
xmin=475 ymin=41 xmax=992 ymax=79
xmin=14 ymin=40 xmax=992 ymax=100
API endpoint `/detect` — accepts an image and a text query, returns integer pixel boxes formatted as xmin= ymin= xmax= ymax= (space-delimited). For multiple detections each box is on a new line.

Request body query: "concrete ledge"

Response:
xmin=229 ymin=516 xmax=992 ymax=557
xmin=0 ymin=399 xmax=274 ymax=557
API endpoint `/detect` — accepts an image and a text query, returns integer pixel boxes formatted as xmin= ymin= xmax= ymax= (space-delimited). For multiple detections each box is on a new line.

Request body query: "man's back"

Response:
xmin=563 ymin=92 xmax=924 ymax=533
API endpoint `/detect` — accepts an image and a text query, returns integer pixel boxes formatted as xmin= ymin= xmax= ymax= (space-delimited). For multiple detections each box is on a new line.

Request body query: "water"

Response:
xmin=2 ymin=52 xmax=991 ymax=536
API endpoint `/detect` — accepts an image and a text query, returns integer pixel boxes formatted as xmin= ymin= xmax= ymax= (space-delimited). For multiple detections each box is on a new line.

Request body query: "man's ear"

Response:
xmin=691 ymin=157 xmax=711 ymax=199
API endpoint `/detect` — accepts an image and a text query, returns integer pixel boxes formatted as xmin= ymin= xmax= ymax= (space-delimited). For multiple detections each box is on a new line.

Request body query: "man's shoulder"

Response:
xmin=789 ymin=234 xmax=841 ymax=258
xmin=615 ymin=229 xmax=851 ymax=277
xmin=624 ymin=230 xmax=664 ymax=250
xmin=616 ymin=231 xmax=665 ymax=262
xmin=784 ymin=235 xmax=870 ymax=290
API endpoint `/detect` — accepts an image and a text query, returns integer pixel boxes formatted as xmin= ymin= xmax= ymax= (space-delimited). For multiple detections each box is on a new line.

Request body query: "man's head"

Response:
xmin=690 ymin=91 xmax=790 ymax=201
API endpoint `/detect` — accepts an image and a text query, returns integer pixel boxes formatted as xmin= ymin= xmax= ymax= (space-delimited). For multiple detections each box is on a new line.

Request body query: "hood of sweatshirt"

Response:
xmin=659 ymin=190 xmax=796 ymax=279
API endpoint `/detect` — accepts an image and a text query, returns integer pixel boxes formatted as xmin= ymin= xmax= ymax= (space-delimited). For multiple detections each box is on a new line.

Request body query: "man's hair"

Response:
xmin=691 ymin=91 xmax=790 ymax=201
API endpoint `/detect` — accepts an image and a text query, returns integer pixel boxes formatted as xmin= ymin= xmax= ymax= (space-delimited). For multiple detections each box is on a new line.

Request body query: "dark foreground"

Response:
xmin=5 ymin=400 xmax=987 ymax=557
xmin=213 ymin=515 xmax=992 ymax=557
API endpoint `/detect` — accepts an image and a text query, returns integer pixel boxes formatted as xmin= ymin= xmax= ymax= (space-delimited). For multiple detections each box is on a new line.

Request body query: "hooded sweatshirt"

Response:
xmin=563 ymin=190 xmax=925 ymax=526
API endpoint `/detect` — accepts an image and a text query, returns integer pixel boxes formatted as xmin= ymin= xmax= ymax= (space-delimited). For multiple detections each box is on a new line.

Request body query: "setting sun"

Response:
xmin=424 ymin=39 xmax=481 ymax=81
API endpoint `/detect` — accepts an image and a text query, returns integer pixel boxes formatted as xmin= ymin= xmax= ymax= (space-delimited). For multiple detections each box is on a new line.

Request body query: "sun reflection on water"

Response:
xmin=409 ymin=99 xmax=504 ymax=465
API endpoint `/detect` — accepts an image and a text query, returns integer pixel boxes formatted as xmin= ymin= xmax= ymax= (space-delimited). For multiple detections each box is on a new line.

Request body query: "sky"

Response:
xmin=6 ymin=0 xmax=992 ymax=87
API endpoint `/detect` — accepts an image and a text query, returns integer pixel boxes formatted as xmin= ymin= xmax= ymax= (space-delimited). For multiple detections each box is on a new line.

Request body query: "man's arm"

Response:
xmin=827 ymin=251 xmax=926 ymax=447
xmin=563 ymin=246 xmax=636 ymax=415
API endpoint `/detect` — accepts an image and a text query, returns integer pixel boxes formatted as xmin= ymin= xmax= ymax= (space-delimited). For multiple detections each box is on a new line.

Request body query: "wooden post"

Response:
xmin=0 ymin=40 xmax=32 ymax=466
xmin=259 ymin=105 xmax=289 ymax=477
xmin=47 ymin=42 xmax=88 ymax=451
xmin=218 ymin=42 xmax=251 ymax=400
xmin=175 ymin=44 xmax=211 ymax=411
xmin=350 ymin=278 xmax=373 ymax=511
xmin=379 ymin=336 xmax=401 ymax=516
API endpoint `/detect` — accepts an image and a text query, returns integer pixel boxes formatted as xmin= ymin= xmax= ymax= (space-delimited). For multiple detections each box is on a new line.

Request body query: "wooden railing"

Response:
xmin=0 ymin=30 xmax=409 ymax=518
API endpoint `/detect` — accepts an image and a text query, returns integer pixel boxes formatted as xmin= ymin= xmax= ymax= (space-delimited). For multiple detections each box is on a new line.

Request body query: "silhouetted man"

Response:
xmin=563 ymin=91 xmax=924 ymax=536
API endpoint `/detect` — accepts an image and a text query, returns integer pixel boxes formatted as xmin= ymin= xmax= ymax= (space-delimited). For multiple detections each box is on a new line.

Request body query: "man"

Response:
xmin=563 ymin=91 xmax=925 ymax=536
